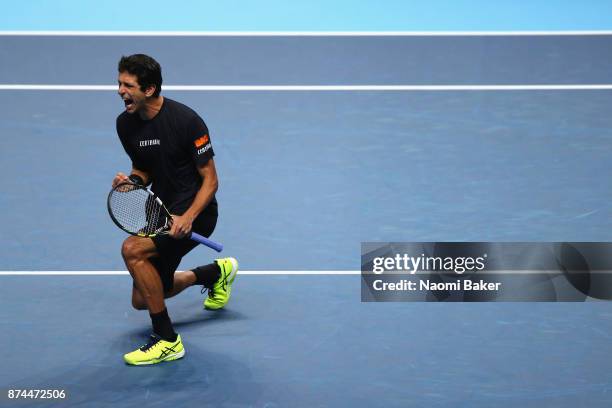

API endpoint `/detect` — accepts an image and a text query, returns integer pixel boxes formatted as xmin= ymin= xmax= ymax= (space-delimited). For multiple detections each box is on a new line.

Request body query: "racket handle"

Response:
xmin=190 ymin=232 xmax=223 ymax=252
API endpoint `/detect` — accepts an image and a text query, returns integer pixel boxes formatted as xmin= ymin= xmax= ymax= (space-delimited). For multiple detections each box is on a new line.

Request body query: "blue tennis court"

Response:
xmin=2 ymin=4 xmax=612 ymax=406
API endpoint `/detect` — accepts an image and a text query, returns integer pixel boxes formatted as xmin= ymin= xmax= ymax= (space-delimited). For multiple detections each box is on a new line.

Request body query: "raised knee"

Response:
xmin=121 ymin=238 xmax=144 ymax=264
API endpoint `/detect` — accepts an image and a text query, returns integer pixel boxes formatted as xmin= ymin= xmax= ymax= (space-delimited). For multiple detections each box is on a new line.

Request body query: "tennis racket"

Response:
xmin=107 ymin=181 xmax=223 ymax=252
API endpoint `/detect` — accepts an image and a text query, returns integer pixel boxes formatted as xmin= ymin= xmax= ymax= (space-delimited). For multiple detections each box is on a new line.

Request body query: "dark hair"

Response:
xmin=118 ymin=54 xmax=163 ymax=97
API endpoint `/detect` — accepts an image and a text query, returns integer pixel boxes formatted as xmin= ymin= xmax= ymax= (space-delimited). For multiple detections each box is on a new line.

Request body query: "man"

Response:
xmin=112 ymin=54 xmax=238 ymax=365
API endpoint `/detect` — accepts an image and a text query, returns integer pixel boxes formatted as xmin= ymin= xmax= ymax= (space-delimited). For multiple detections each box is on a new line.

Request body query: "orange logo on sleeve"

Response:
xmin=194 ymin=134 xmax=209 ymax=147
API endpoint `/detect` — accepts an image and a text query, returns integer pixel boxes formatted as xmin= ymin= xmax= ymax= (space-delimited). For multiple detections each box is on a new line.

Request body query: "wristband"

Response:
xmin=128 ymin=174 xmax=145 ymax=186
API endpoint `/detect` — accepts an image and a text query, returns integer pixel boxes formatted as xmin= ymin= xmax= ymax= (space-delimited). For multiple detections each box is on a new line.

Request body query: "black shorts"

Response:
xmin=150 ymin=212 xmax=217 ymax=292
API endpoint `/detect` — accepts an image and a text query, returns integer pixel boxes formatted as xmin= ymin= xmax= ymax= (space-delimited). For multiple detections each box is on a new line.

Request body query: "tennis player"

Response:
xmin=112 ymin=54 xmax=238 ymax=365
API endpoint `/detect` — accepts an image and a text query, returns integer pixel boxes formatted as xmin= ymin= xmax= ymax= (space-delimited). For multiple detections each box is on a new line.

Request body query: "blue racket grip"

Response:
xmin=190 ymin=232 xmax=223 ymax=252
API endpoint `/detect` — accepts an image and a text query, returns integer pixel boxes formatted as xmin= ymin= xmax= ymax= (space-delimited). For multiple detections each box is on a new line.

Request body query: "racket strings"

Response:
xmin=109 ymin=184 xmax=167 ymax=235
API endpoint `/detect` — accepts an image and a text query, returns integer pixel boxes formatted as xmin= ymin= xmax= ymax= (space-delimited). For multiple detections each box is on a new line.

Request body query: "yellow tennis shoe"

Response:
xmin=124 ymin=334 xmax=184 ymax=365
xmin=204 ymin=257 xmax=239 ymax=310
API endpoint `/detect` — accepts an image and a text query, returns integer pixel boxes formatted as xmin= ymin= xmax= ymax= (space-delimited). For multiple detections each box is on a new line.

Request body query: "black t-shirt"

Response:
xmin=116 ymin=98 xmax=217 ymax=216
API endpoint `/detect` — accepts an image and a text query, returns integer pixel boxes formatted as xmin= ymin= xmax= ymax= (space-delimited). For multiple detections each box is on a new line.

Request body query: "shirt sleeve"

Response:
xmin=116 ymin=116 xmax=148 ymax=171
xmin=187 ymin=114 xmax=215 ymax=167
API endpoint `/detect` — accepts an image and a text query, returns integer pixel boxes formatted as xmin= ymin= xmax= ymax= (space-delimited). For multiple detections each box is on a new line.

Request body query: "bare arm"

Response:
xmin=112 ymin=167 xmax=151 ymax=188
xmin=130 ymin=167 xmax=151 ymax=186
xmin=169 ymin=158 xmax=219 ymax=238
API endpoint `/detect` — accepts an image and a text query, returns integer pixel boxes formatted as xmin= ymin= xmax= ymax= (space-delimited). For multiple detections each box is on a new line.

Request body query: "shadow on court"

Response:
xmin=126 ymin=308 xmax=249 ymax=338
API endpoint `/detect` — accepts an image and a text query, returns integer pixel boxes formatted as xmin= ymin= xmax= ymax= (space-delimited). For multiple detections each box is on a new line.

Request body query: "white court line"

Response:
xmin=0 ymin=271 xmax=360 ymax=275
xmin=1 ymin=84 xmax=612 ymax=91
xmin=1 ymin=31 xmax=612 ymax=36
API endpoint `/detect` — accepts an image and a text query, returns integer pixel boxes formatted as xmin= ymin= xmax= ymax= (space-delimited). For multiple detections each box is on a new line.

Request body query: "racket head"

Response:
xmin=107 ymin=182 xmax=171 ymax=237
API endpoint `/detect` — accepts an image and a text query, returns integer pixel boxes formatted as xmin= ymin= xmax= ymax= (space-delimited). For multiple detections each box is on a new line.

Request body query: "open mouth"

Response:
xmin=123 ymin=98 xmax=134 ymax=109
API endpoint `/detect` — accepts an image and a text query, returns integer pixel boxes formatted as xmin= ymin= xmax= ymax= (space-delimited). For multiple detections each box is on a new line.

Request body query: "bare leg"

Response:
xmin=165 ymin=271 xmax=197 ymax=297
xmin=121 ymin=236 xmax=166 ymax=314
xmin=132 ymin=270 xmax=198 ymax=310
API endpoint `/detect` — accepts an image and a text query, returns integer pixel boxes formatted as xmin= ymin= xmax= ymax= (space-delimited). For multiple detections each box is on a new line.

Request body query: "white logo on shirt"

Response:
xmin=139 ymin=139 xmax=160 ymax=147
xmin=197 ymin=143 xmax=211 ymax=155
